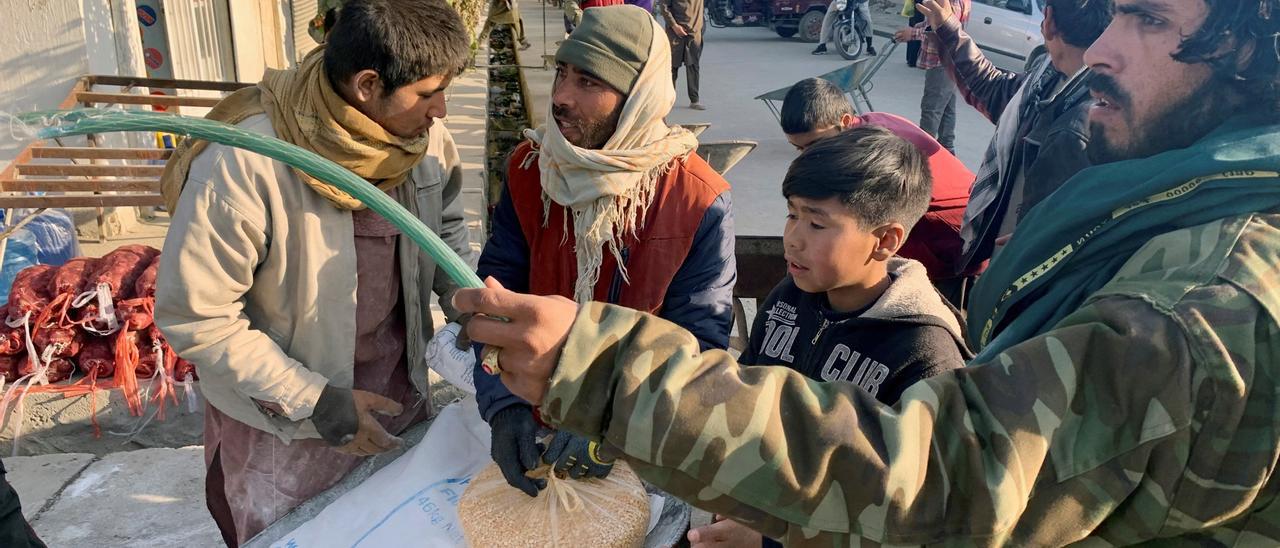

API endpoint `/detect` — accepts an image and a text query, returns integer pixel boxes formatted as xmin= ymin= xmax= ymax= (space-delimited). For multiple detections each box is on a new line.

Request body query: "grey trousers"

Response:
xmin=919 ymin=66 xmax=957 ymax=151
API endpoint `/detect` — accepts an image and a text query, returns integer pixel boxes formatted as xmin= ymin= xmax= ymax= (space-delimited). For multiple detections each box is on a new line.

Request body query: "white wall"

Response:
xmin=81 ymin=0 xmax=122 ymax=75
xmin=0 ymin=0 xmax=94 ymax=165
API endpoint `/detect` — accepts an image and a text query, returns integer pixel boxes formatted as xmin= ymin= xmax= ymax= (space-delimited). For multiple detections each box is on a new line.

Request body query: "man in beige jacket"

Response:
xmin=154 ymin=0 xmax=473 ymax=544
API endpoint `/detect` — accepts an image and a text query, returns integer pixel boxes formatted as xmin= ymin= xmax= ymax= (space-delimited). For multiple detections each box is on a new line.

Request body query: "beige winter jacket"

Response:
xmin=156 ymin=114 xmax=472 ymax=441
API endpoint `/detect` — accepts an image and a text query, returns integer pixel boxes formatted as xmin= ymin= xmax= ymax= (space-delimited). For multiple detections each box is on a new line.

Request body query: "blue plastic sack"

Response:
xmin=0 ymin=209 xmax=81 ymax=304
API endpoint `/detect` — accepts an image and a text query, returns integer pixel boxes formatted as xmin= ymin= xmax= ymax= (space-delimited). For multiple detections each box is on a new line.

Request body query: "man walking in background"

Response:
xmin=660 ymin=0 xmax=706 ymax=110
xmin=896 ymin=0 xmax=970 ymax=152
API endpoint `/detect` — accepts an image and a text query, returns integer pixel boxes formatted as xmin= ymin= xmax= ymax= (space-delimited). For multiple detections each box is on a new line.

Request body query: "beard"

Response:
xmin=553 ymin=104 xmax=621 ymax=149
xmin=1087 ymin=74 xmax=1236 ymax=165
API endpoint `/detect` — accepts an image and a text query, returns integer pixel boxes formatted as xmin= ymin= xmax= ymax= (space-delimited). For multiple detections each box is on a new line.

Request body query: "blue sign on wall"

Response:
xmin=137 ymin=5 xmax=158 ymax=27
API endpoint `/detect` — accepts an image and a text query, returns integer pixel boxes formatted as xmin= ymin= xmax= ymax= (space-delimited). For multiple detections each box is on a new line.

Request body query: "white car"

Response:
xmin=965 ymin=0 xmax=1046 ymax=62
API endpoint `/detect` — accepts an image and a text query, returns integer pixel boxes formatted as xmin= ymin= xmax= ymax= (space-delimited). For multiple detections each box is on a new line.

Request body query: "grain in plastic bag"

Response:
xmin=457 ymin=460 xmax=650 ymax=547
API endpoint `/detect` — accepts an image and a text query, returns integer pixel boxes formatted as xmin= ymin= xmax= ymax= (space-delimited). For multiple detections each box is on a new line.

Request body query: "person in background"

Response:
xmin=457 ymin=0 xmax=1280 ymax=543
xmin=916 ymin=0 xmax=1111 ymax=274
xmin=686 ymin=126 xmax=971 ymax=548
xmin=812 ymin=0 xmax=876 ymax=56
xmin=904 ymin=0 xmax=924 ymax=66
xmin=471 ymin=6 xmax=734 ymax=498
xmin=479 ymin=0 xmax=533 ymax=50
xmin=779 ymin=78 xmax=979 ymax=306
xmin=564 ymin=0 xmax=626 ymax=33
xmin=155 ymin=1 xmax=473 ymax=544
xmin=895 ymin=0 xmax=970 ymax=152
xmin=659 ymin=0 xmax=707 ymax=110
xmin=308 ymin=0 xmax=344 ymax=43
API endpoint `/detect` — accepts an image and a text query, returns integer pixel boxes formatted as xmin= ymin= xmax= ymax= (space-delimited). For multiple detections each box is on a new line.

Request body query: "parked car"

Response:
xmin=966 ymin=0 xmax=1046 ymax=62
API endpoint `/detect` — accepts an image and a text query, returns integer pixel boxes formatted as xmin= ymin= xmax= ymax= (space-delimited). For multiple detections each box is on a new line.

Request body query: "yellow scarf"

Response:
xmin=160 ymin=48 xmax=431 ymax=211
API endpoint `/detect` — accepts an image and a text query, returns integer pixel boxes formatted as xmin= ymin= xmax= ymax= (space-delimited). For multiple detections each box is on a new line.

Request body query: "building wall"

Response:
xmin=230 ymin=0 xmax=290 ymax=82
xmin=0 ymin=0 xmax=94 ymax=165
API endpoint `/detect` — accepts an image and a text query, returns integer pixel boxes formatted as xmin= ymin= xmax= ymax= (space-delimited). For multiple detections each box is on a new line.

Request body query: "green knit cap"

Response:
xmin=555 ymin=6 xmax=654 ymax=95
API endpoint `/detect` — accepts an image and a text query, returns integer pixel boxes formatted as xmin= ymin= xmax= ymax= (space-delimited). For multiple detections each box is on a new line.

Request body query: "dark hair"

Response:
xmin=782 ymin=126 xmax=932 ymax=232
xmin=779 ymin=78 xmax=853 ymax=135
xmin=324 ymin=0 xmax=470 ymax=93
xmin=1045 ymin=0 xmax=1114 ymax=48
xmin=1174 ymin=0 xmax=1279 ymax=114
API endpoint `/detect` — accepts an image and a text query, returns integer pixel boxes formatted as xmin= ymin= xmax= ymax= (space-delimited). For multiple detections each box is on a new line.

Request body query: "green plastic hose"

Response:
xmin=16 ymin=109 xmax=483 ymax=290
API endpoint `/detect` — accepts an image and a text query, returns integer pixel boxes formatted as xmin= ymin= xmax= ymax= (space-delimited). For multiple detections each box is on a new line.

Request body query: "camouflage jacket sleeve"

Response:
xmin=540 ymin=282 xmax=1279 ymax=545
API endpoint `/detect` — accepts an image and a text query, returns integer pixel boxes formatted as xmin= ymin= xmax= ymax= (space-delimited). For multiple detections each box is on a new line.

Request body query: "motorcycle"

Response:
xmin=831 ymin=0 xmax=872 ymax=59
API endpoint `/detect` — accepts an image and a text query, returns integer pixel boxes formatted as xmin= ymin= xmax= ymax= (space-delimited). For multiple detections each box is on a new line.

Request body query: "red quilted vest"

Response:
xmin=505 ymin=141 xmax=729 ymax=313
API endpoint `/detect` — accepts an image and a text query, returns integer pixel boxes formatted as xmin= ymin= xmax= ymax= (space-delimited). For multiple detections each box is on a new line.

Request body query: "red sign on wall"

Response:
xmin=144 ymin=47 xmax=164 ymax=70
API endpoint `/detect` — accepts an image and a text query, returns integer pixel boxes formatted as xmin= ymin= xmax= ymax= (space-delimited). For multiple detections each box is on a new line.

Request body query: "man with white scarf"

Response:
xmin=472 ymin=5 xmax=736 ymax=496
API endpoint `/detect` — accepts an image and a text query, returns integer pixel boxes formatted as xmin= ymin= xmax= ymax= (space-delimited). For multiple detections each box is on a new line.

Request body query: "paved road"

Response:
xmin=663 ymin=22 xmax=1023 ymax=236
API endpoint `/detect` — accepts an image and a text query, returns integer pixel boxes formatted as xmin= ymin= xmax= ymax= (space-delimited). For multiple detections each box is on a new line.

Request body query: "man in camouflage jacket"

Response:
xmin=457 ymin=0 xmax=1280 ymax=544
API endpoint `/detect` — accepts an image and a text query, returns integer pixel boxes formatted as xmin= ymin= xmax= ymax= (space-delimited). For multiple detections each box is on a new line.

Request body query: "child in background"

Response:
xmin=688 ymin=125 xmax=971 ymax=548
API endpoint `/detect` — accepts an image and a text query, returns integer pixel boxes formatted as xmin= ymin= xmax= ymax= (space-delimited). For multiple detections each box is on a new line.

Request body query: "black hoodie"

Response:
xmin=741 ymin=258 xmax=972 ymax=405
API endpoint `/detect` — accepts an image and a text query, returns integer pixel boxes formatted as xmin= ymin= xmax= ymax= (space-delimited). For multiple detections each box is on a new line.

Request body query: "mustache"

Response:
xmin=1088 ymin=74 xmax=1131 ymax=109
xmin=552 ymin=105 xmax=572 ymax=122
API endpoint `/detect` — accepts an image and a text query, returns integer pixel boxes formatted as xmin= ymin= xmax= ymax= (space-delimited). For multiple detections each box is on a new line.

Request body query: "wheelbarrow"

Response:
xmin=755 ymin=38 xmax=901 ymax=118
xmin=699 ymin=140 xmax=758 ymax=175
xmin=678 ymin=122 xmax=711 ymax=137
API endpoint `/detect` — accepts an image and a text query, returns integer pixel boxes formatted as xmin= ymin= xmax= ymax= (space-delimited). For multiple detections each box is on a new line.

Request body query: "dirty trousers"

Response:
xmin=203 ymin=208 xmax=430 ymax=546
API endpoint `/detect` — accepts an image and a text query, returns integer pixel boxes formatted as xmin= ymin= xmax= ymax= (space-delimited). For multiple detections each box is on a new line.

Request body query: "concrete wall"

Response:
xmin=0 ymin=0 xmax=96 ymax=165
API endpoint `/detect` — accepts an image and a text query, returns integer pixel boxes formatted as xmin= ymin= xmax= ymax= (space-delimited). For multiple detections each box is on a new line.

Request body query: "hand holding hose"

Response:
xmin=453 ymin=278 xmax=578 ymax=405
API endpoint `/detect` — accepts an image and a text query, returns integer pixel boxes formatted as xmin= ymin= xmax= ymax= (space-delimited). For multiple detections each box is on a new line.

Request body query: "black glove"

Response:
xmin=489 ymin=405 xmax=547 ymax=497
xmin=312 ymin=384 xmax=358 ymax=447
xmin=542 ymin=430 xmax=614 ymax=480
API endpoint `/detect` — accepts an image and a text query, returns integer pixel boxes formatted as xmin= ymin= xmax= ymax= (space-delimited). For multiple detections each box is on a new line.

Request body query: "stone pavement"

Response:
xmin=17 ymin=448 xmax=223 ymax=547
xmin=6 ymin=44 xmax=491 ymax=546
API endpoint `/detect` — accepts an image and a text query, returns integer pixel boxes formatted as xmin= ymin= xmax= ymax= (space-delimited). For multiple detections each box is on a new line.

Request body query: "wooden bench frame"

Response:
xmin=0 ymin=75 xmax=251 ymax=240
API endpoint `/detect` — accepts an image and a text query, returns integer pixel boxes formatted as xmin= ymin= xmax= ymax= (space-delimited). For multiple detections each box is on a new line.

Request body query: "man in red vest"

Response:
xmin=472 ymin=5 xmax=735 ymax=496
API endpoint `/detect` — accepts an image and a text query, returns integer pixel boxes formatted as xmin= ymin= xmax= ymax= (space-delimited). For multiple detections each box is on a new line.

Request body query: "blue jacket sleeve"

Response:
xmin=659 ymin=191 xmax=736 ymax=351
xmin=473 ymin=186 xmax=533 ymax=422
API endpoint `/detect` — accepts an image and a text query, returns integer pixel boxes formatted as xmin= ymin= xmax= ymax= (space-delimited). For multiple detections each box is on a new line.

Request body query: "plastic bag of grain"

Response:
xmin=457 ymin=460 xmax=651 ymax=547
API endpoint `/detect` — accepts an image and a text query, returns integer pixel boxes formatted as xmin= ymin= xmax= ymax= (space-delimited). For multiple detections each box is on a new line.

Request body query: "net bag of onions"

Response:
xmin=457 ymin=460 xmax=650 ymax=547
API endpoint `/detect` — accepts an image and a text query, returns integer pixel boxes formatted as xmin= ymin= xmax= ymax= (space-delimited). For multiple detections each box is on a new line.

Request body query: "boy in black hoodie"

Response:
xmin=688 ymin=125 xmax=973 ymax=548
xmin=742 ymin=125 xmax=971 ymax=402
